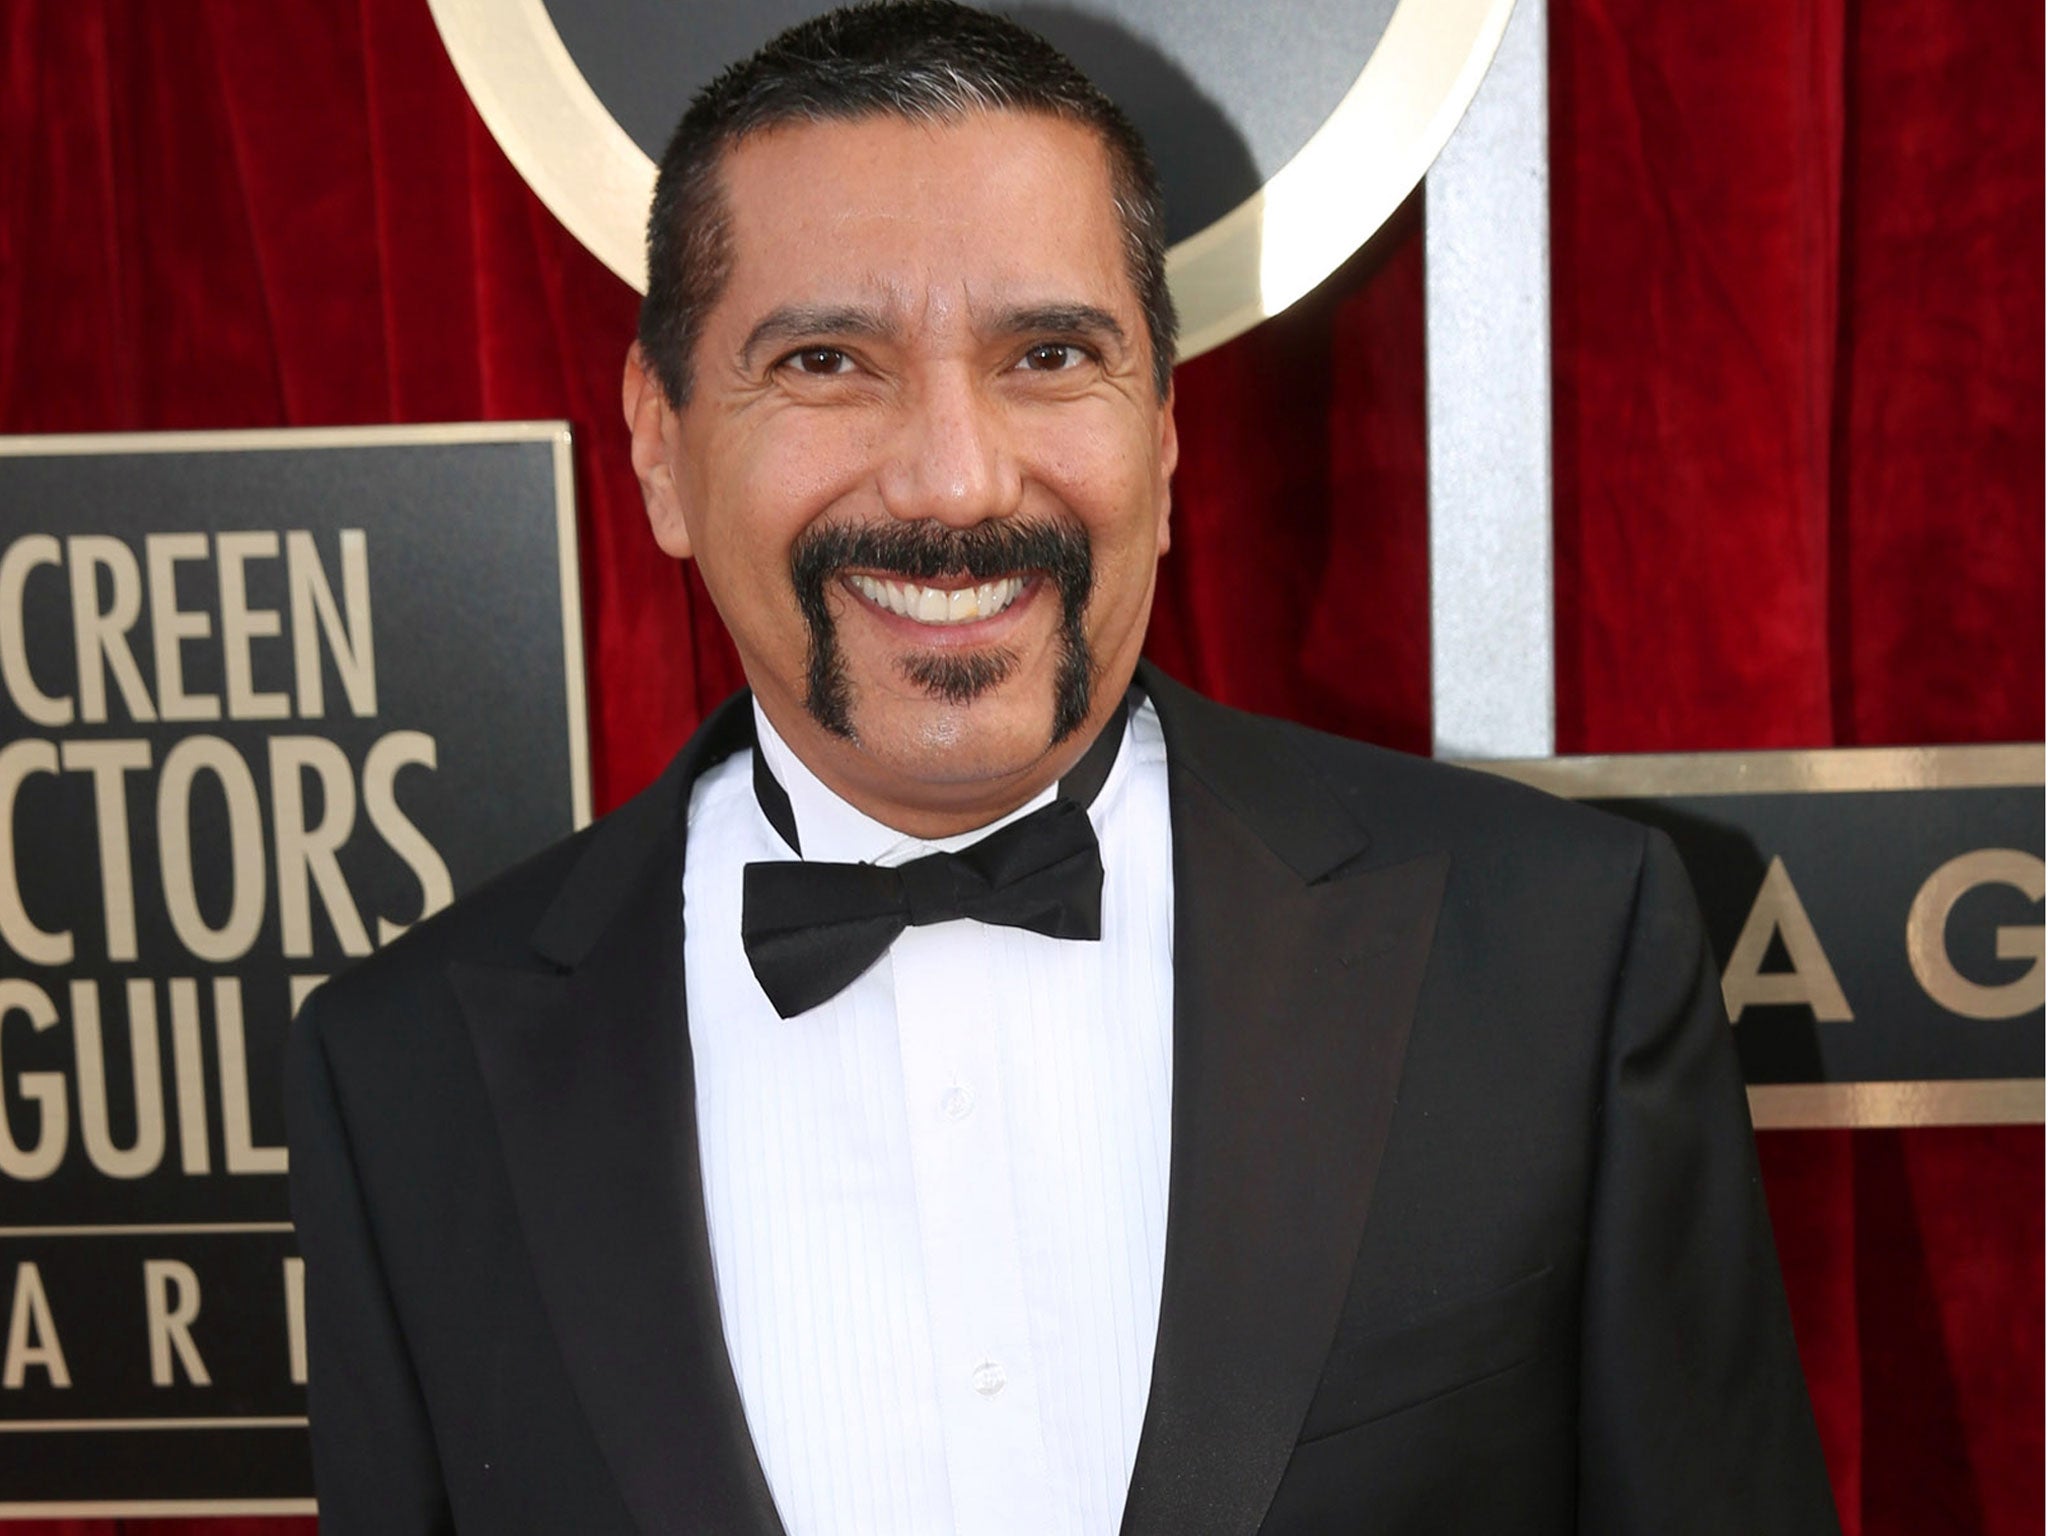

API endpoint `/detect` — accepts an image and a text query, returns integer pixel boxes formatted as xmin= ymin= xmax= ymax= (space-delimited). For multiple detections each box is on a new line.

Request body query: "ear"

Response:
xmin=623 ymin=344 xmax=693 ymax=560
xmin=1154 ymin=380 xmax=1179 ymax=556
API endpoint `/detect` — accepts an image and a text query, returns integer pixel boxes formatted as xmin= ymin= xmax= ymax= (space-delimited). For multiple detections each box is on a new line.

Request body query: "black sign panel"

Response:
xmin=1487 ymin=750 xmax=2045 ymax=1128
xmin=0 ymin=424 xmax=586 ymax=1516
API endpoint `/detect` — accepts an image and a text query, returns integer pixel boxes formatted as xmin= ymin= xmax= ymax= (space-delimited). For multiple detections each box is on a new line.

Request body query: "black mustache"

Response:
xmin=790 ymin=518 xmax=1091 ymax=593
xmin=787 ymin=517 xmax=1098 ymax=744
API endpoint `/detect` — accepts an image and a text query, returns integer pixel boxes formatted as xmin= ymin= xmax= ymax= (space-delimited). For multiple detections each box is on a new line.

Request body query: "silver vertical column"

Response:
xmin=1424 ymin=0 xmax=1554 ymax=760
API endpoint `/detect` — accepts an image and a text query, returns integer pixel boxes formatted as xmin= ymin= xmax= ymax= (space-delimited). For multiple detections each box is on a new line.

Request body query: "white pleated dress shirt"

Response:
xmin=681 ymin=699 xmax=1175 ymax=1536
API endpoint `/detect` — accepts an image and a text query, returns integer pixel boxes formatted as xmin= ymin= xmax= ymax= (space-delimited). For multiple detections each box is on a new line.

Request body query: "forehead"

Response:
xmin=709 ymin=110 xmax=1132 ymax=323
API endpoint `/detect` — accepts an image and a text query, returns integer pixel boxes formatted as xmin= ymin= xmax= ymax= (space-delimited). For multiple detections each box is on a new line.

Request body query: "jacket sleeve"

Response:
xmin=286 ymin=988 xmax=455 ymax=1533
xmin=1577 ymin=830 xmax=1841 ymax=1534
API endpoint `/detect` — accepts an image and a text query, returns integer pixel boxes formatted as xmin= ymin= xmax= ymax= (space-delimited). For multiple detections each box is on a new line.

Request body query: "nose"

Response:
xmin=876 ymin=367 xmax=1023 ymax=527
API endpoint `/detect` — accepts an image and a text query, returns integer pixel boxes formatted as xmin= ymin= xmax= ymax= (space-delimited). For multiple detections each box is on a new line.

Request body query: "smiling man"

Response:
xmin=287 ymin=5 xmax=1839 ymax=1534
xmin=626 ymin=102 xmax=1175 ymax=837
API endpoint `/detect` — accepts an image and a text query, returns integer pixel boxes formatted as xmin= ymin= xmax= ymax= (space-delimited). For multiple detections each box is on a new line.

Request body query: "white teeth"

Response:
xmin=849 ymin=573 xmax=1025 ymax=625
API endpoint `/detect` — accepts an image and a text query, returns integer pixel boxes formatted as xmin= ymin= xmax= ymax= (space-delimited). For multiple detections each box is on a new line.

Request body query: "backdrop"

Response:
xmin=2 ymin=0 xmax=2040 ymax=1530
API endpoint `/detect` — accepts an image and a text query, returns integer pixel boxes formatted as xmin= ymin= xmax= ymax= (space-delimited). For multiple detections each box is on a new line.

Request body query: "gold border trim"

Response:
xmin=429 ymin=0 xmax=654 ymax=293
xmin=0 ymin=1500 xmax=318 ymax=1519
xmin=0 ymin=421 xmax=593 ymax=835
xmin=1470 ymin=743 xmax=2045 ymax=798
xmin=548 ymin=427 xmax=594 ymax=828
xmin=0 ymin=421 xmax=571 ymax=454
xmin=1749 ymin=1079 xmax=2044 ymax=1130
xmin=0 ymin=1418 xmax=309 ymax=1433
xmin=0 ymin=1223 xmax=295 ymax=1238
xmin=424 ymin=0 xmax=1517 ymax=359
xmin=1167 ymin=0 xmax=1515 ymax=356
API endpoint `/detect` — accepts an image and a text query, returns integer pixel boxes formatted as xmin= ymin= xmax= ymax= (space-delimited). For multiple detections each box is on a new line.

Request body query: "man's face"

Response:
xmin=626 ymin=111 xmax=1177 ymax=832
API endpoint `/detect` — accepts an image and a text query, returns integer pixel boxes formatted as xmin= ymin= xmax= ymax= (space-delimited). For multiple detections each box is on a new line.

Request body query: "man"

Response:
xmin=287 ymin=4 xmax=1840 ymax=1533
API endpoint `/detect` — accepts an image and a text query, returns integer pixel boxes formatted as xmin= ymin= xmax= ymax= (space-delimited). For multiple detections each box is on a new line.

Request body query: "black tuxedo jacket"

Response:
xmin=287 ymin=666 xmax=1839 ymax=1534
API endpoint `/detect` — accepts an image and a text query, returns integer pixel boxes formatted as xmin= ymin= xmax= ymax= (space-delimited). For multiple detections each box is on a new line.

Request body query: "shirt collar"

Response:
xmin=750 ymin=703 xmax=1067 ymax=868
xmin=750 ymin=700 xmax=1139 ymax=868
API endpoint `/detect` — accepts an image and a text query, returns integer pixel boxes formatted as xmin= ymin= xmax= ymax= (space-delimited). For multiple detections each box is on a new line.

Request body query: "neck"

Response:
xmin=757 ymin=691 xmax=1129 ymax=842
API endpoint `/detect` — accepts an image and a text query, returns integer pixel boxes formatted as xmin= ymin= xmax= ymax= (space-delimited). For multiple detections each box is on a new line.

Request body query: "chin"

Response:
xmin=866 ymin=689 xmax=1065 ymax=785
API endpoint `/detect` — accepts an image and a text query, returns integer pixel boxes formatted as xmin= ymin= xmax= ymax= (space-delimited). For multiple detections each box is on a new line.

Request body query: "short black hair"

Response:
xmin=636 ymin=0 xmax=1177 ymax=403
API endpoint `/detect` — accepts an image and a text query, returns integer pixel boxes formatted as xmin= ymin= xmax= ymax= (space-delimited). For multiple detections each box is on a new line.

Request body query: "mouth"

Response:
xmin=845 ymin=571 xmax=1030 ymax=627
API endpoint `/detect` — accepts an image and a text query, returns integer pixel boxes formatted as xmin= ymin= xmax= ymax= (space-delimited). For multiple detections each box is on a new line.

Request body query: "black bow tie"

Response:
xmin=739 ymin=701 xmax=1128 ymax=1019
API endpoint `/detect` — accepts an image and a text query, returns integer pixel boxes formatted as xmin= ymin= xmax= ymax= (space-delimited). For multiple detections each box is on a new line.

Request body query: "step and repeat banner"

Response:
xmin=0 ymin=0 xmax=2037 ymax=1521
xmin=0 ymin=425 xmax=587 ymax=1517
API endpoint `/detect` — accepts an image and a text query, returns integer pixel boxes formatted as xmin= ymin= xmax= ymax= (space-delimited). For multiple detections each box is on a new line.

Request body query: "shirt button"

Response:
xmin=941 ymin=1085 xmax=974 ymax=1121
xmin=971 ymin=1360 xmax=1006 ymax=1397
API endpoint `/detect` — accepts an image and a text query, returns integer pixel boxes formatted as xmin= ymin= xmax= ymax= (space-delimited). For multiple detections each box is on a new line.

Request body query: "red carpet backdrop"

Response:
xmin=2 ymin=0 xmax=2040 ymax=1530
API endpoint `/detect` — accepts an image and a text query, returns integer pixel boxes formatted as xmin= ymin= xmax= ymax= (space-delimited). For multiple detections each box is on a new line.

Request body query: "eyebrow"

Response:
xmin=740 ymin=305 xmax=894 ymax=366
xmin=993 ymin=304 xmax=1127 ymax=349
xmin=738 ymin=299 xmax=1131 ymax=368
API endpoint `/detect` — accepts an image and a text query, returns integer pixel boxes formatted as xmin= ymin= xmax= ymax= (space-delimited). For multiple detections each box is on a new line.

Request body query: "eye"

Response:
xmin=783 ymin=347 xmax=854 ymax=376
xmin=1016 ymin=342 xmax=1089 ymax=373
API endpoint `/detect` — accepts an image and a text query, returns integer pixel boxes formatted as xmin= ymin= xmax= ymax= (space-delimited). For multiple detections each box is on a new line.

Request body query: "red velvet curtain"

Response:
xmin=2 ymin=0 xmax=2039 ymax=1531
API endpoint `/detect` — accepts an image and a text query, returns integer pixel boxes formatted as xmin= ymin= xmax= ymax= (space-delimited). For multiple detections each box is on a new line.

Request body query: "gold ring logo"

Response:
xmin=426 ymin=0 xmax=1514 ymax=360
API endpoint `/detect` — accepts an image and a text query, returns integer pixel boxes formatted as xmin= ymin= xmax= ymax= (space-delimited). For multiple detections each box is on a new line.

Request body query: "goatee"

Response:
xmin=788 ymin=517 xmax=1096 ymax=744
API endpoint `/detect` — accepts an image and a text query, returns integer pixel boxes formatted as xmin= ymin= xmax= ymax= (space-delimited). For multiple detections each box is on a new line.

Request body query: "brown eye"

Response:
xmin=788 ymin=347 xmax=851 ymax=376
xmin=1019 ymin=342 xmax=1082 ymax=372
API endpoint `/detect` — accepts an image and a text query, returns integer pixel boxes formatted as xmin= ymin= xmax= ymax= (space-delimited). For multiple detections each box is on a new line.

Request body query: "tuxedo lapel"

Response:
xmin=454 ymin=698 xmax=786 ymax=1536
xmin=1121 ymin=667 xmax=1448 ymax=1536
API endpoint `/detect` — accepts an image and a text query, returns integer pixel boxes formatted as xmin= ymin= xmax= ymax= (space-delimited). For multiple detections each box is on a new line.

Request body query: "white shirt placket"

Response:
xmin=889 ymin=917 xmax=1058 ymax=1535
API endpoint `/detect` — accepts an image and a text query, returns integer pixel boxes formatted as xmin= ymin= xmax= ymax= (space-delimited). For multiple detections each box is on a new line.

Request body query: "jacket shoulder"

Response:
xmin=300 ymin=821 xmax=594 ymax=1049
xmin=1295 ymin=718 xmax=1639 ymax=858
xmin=1156 ymin=677 xmax=1648 ymax=872
xmin=303 ymin=740 xmax=691 ymax=1047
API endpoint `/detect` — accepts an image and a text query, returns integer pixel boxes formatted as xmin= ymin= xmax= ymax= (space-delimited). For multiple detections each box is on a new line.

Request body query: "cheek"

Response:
xmin=700 ymin=419 xmax=883 ymax=579
xmin=1035 ymin=443 xmax=1163 ymax=562
xmin=1028 ymin=395 xmax=1166 ymax=500
xmin=1033 ymin=459 xmax=1166 ymax=637
xmin=748 ymin=411 xmax=885 ymax=511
